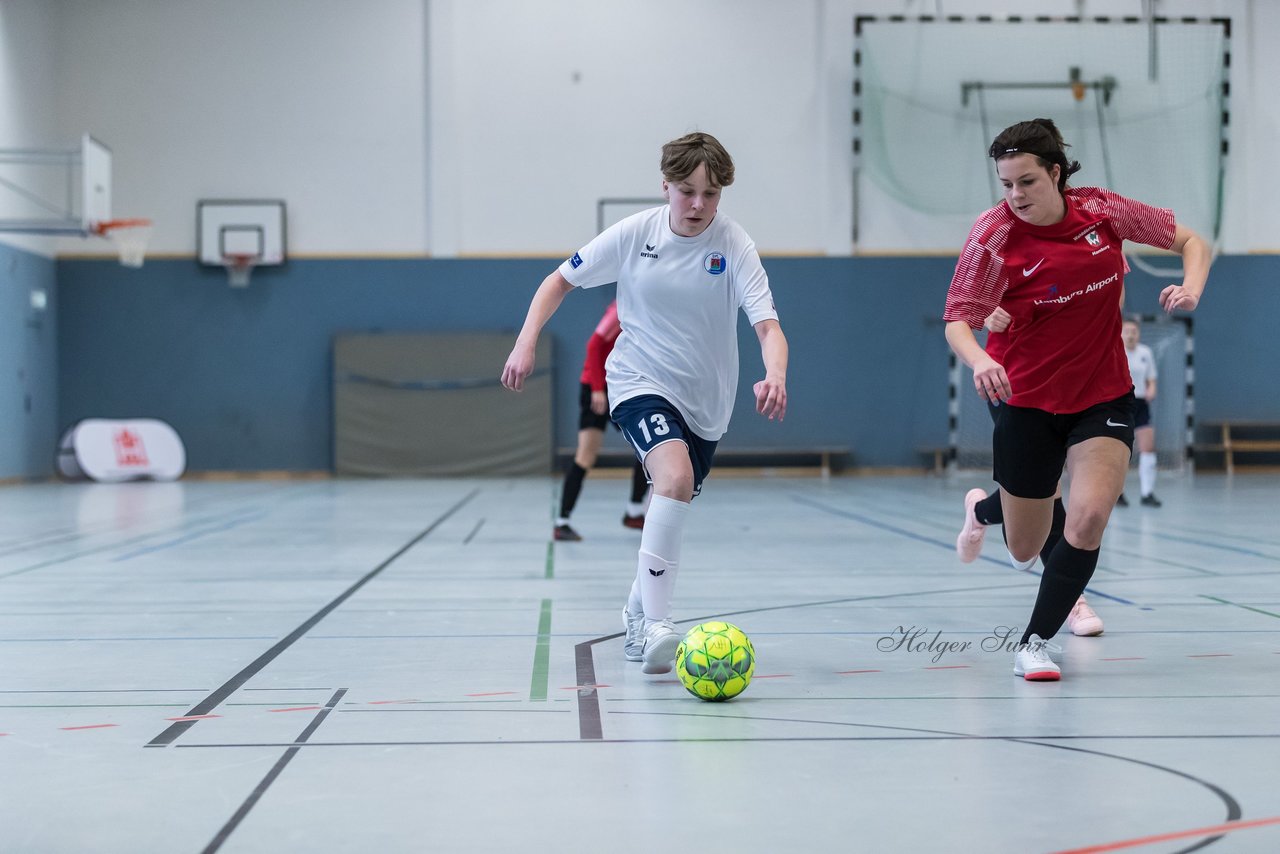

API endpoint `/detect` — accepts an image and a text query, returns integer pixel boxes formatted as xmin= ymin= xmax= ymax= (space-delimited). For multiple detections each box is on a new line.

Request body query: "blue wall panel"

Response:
xmin=55 ymin=255 xmax=1279 ymax=472
xmin=0 ymin=244 xmax=58 ymax=478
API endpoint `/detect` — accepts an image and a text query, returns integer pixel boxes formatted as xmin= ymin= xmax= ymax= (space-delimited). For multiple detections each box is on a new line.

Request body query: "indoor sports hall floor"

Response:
xmin=2 ymin=471 xmax=1279 ymax=853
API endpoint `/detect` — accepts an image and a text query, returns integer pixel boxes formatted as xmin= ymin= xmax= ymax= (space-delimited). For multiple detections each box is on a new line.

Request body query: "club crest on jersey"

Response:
xmin=569 ymin=252 xmax=583 ymax=269
xmin=1085 ymin=231 xmax=1101 ymax=247
xmin=704 ymin=252 xmax=726 ymax=275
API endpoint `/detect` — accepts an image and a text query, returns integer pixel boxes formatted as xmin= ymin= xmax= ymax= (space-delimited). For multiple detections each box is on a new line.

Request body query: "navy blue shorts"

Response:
xmin=1133 ymin=398 xmax=1152 ymax=429
xmin=611 ymin=395 xmax=718 ymax=497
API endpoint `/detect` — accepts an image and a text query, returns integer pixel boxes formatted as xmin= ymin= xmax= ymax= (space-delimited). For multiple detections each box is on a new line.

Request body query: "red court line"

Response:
xmin=466 ymin=691 xmax=518 ymax=697
xmin=267 ymin=706 xmax=322 ymax=713
xmin=60 ymin=723 xmax=119 ymax=731
xmin=165 ymin=714 xmax=222 ymax=722
xmin=1050 ymin=814 xmax=1280 ymax=854
xmin=837 ymin=669 xmax=882 ymax=675
xmin=925 ymin=665 xmax=970 ymax=670
xmin=366 ymin=699 xmax=421 ymax=705
xmin=1188 ymin=654 xmax=1232 ymax=658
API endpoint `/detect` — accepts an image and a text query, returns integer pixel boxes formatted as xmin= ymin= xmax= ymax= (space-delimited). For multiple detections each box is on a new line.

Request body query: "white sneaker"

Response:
xmin=1066 ymin=596 xmax=1104 ymax=637
xmin=640 ymin=619 xmax=681 ymax=674
xmin=1013 ymin=634 xmax=1062 ymax=681
xmin=622 ymin=606 xmax=645 ymax=662
xmin=956 ymin=488 xmax=988 ymax=563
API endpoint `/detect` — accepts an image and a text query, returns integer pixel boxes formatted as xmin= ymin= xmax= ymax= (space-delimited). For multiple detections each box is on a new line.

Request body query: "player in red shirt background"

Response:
xmin=554 ymin=300 xmax=649 ymax=541
xmin=943 ymin=118 xmax=1210 ymax=681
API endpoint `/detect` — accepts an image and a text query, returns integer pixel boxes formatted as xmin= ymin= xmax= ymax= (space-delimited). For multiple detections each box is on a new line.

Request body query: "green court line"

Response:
xmin=529 ymin=599 xmax=553 ymax=702
xmin=545 ymin=541 xmax=554 ymax=579
xmin=1201 ymin=595 xmax=1280 ymax=619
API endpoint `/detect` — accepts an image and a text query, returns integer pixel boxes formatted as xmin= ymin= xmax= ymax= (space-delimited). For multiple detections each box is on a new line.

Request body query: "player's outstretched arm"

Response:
xmin=1159 ymin=224 xmax=1210 ymax=314
xmin=752 ymin=319 xmax=788 ymax=421
xmin=501 ymin=271 xmax=574 ymax=391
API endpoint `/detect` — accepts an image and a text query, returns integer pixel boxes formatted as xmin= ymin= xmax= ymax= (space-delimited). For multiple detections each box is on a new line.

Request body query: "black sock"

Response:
xmin=975 ymin=490 xmax=1003 ymax=526
xmin=559 ymin=462 xmax=587 ymax=519
xmin=1037 ymin=498 xmax=1068 ymax=566
xmin=628 ymin=460 xmax=648 ymax=505
xmin=1022 ymin=539 xmax=1099 ymax=643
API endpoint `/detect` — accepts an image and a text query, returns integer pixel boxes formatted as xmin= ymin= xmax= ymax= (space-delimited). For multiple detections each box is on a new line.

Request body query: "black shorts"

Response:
xmin=577 ymin=382 xmax=612 ymax=431
xmin=1133 ymin=398 xmax=1152 ymax=429
xmin=611 ymin=394 xmax=718 ymax=498
xmin=992 ymin=391 xmax=1136 ymax=499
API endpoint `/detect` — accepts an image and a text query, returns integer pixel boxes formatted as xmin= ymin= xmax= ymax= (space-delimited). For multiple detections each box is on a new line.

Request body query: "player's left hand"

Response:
xmin=1159 ymin=284 xmax=1200 ymax=313
xmin=754 ymin=376 xmax=787 ymax=422
xmin=590 ymin=390 xmax=607 ymax=415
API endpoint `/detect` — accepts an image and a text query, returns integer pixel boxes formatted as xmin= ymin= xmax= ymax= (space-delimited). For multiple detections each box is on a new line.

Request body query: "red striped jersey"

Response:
xmin=580 ymin=301 xmax=621 ymax=391
xmin=944 ymin=187 xmax=1175 ymax=413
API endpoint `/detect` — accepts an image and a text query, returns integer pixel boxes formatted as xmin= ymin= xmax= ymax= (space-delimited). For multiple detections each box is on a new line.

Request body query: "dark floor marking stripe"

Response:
xmin=146 ymin=490 xmax=477 ymax=747
xmin=792 ymin=494 xmax=1140 ymax=605
xmin=201 ymin=689 xmax=346 ymax=854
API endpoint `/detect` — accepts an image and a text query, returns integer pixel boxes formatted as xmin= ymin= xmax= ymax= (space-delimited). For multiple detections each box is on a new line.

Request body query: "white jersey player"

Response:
xmin=501 ymin=131 xmax=789 ymax=674
xmin=1120 ymin=319 xmax=1161 ymax=507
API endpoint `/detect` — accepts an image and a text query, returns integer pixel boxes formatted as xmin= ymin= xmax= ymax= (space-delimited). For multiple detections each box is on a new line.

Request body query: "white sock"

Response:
xmin=625 ymin=501 xmax=646 ymax=517
xmin=1009 ymin=552 xmax=1038 ymax=572
xmin=634 ymin=494 xmax=690 ymax=624
xmin=556 ymin=516 xmax=569 ymax=526
xmin=1139 ymin=452 xmax=1157 ymax=497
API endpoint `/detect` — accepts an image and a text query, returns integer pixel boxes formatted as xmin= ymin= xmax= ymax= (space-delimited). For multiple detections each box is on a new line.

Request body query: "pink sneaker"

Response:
xmin=1066 ymin=596 xmax=1104 ymax=637
xmin=956 ymin=488 xmax=988 ymax=563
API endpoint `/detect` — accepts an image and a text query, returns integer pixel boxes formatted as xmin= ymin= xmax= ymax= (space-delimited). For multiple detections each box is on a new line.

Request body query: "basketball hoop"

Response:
xmin=223 ymin=252 xmax=259 ymax=287
xmin=94 ymin=218 xmax=152 ymax=268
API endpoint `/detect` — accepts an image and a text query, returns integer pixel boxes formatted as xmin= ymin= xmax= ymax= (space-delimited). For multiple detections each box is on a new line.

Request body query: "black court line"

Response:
xmin=201 ymin=688 xmax=347 ymax=854
xmin=146 ymin=489 xmax=478 ymax=747
xmin=174 ymin=732 xmax=1280 ymax=748
xmin=572 ymin=579 xmax=1056 ymax=742
xmin=792 ymin=493 xmax=1141 ymax=606
xmin=463 ymin=518 xmax=485 ymax=544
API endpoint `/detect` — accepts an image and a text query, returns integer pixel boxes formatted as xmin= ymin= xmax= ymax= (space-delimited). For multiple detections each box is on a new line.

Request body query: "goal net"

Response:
xmin=855 ymin=16 xmax=1229 ymax=258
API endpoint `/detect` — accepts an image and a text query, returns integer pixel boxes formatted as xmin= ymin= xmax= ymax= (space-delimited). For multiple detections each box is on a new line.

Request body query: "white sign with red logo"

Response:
xmin=57 ymin=419 xmax=186 ymax=482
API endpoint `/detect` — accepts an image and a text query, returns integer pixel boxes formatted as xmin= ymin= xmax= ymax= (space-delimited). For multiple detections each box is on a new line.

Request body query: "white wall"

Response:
xmin=0 ymin=0 xmax=61 ymax=256
xmin=5 ymin=0 xmax=1274 ymax=259
xmin=51 ymin=0 xmax=427 ymax=258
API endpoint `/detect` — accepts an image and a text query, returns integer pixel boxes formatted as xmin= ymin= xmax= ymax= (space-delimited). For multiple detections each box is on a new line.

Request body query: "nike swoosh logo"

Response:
xmin=1106 ymin=418 xmax=1127 ymax=427
xmin=1023 ymin=259 xmax=1045 ymax=276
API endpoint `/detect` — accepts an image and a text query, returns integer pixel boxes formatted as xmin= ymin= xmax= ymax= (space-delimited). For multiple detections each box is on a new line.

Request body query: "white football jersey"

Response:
xmin=560 ymin=206 xmax=777 ymax=440
xmin=1126 ymin=343 xmax=1157 ymax=399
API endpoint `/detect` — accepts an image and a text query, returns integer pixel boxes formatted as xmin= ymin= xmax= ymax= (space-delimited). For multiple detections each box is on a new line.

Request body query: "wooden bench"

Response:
xmin=1196 ymin=422 xmax=1280 ymax=474
xmin=556 ymin=446 xmax=852 ymax=478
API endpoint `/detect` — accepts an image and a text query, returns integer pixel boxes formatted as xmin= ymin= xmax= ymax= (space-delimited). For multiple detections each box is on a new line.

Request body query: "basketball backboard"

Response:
xmin=0 ymin=134 xmax=112 ymax=234
xmin=196 ymin=199 xmax=287 ymax=266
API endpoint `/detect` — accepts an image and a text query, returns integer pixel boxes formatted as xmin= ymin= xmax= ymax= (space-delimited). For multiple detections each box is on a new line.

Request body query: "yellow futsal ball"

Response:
xmin=675 ymin=621 xmax=755 ymax=701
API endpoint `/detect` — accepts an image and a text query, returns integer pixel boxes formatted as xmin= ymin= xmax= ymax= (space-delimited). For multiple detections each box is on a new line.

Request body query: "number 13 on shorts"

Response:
xmin=636 ymin=413 xmax=671 ymax=444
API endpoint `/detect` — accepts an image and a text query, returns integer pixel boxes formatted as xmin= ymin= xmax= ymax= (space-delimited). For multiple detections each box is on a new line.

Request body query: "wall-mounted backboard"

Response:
xmin=196 ymin=199 xmax=287 ymax=266
xmin=0 ymin=134 xmax=112 ymax=234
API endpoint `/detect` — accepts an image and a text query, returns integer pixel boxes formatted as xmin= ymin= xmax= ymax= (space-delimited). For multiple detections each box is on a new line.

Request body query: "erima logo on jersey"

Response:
xmin=640 ymin=242 xmax=659 ymax=259
xmin=648 ymin=567 xmax=666 ymax=577
xmin=569 ymin=252 xmax=583 ymax=268
xmin=704 ymin=252 xmax=726 ymax=275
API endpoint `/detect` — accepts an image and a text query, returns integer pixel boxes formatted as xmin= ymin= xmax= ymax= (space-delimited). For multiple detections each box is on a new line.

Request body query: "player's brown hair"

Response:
xmin=660 ymin=132 xmax=735 ymax=188
xmin=988 ymin=118 xmax=1082 ymax=192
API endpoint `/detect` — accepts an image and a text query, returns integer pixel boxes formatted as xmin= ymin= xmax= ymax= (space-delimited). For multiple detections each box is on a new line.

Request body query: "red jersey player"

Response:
xmin=554 ymin=300 xmax=649 ymax=541
xmin=943 ymin=118 xmax=1210 ymax=681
